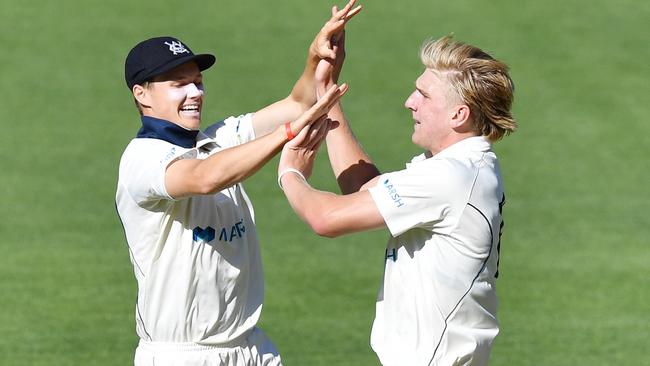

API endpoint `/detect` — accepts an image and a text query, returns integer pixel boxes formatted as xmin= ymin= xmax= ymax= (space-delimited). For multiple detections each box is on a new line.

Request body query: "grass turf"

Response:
xmin=0 ymin=0 xmax=648 ymax=365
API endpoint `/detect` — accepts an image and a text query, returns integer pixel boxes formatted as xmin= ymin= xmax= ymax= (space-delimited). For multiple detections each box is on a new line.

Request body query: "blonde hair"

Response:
xmin=420 ymin=35 xmax=516 ymax=141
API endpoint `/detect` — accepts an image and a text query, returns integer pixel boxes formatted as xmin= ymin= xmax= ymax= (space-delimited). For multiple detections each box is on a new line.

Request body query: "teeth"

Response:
xmin=181 ymin=105 xmax=199 ymax=111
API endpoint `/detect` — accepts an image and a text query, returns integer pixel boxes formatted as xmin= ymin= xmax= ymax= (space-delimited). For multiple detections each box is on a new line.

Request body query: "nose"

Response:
xmin=405 ymin=91 xmax=417 ymax=111
xmin=186 ymin=83 xmax=204 ymax=98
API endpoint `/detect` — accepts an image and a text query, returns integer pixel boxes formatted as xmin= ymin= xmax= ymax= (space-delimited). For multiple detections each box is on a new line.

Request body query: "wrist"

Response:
xmin=278 ymin=168 xmax=307 ymax=190
xmin=307 ymin=43 xmax=320 ymax=63
xmin=284 ymin=122 xmax=296 ymax=141
xmin=273 ymin=124 xmax=292 ymax=150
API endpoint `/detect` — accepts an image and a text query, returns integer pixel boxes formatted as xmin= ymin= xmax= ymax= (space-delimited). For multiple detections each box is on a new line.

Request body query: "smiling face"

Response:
xmin=133 ymin=61 xmax=205 ymax=130
xmin=404 ymin=69 xmax=472 ymax=154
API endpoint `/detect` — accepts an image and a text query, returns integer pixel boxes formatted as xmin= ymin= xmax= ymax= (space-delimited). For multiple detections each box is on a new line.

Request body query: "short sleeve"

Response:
xmin=368 ymin=161 xmax=467 ymax=237
xmin=203 ymin=113 xmax=255 ymax=148
xmin=119 ymin=139 xmax=195 ymax=205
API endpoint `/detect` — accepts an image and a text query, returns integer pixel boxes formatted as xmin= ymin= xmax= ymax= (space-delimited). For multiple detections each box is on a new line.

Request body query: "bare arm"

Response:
xmin=278 ymin=118 xmax=385 ymax=237
xmin=165 ymin=84 xmax=347 ymax=198
xmin=280 ymin=173 xmax=385 ymax=237
xmin=314 ymin=30 xmax=380 ymax=194
xmin=251 ymin=0 xmax=362 ymax=137
xmin=166 ymin=128 xmax=285 ymax=198
xmin=324 ymin=102 xmax=380 ymax=194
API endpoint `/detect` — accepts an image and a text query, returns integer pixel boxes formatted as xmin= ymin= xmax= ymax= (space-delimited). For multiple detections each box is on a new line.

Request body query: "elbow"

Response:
xmin=196 ymin=183 xmax=217 ymax=196
xmin=311 ymin=223 xmax=339 ymax=238
xmin=306 ymin=213 xmax=341 ymax=238
xmin=186 ymin=174 xmax=211 ymax=195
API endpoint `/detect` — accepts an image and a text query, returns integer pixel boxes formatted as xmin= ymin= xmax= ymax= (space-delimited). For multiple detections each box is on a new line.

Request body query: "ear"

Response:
xmin=132 ymin=84 xmax=151 ymax=108
xmin=449 ymin=104 xmax=471 ymax=129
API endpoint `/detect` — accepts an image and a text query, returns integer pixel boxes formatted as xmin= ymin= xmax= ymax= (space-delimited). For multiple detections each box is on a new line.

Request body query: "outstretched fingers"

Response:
xmin=314 ymin=83 xmax=349 ymax=108
xmin=304 ymin=118 xmax=332 ymax=150
xmin=317 ymin=1 xmax=362 ymax=59
xmin=311 ymin=83 xmax=347 ymax=118
xmin=327 ymin=2 xmax=362 ymax=35
xmin=313 ymin=119 xmax=334 ymax=151
xmin=321 ymin=83 xmax=348 ymax=110
xmin=334 ymin=0 xmax=362 ymax=23
xmin=289 ymin=116 xmax=321 ymax=148
xmin=292 ymin=83 xmax=347 ymax=134
xmin=284 ymin=117 xmax=328 ymax=159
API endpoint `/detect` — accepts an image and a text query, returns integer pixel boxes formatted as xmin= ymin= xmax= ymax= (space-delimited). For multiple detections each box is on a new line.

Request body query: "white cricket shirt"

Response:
xmin=115 ymin=114 xmax=264 ymax=345
xmin=368 ymin=136 xmax=505 ymax=366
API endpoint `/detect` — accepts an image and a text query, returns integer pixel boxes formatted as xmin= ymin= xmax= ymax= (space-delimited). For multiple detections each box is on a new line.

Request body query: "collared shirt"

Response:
xmin=115 ymin=114 xmax=265 ymax=345
xmin=137 ymin=116 xmax=199 ymax=148
xmin=368 ymin=136 xmax=505 ymax=366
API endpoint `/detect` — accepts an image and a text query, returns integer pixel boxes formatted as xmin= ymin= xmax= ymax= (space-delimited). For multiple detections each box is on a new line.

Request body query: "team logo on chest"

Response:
xmin=164 ymin=40 xmax=189 ymax=55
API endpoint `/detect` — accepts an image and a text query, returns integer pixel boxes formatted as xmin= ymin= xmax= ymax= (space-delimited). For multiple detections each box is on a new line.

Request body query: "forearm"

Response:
xmin=289 ymin=48 xmax=320 ymax=108
xmin=279 ymin=171 xmax=384 ymax=237
xmin=251 ymin=53 xmax=319 ymax=137
xmin=167 ymin=127 xmax=287 ymax=198
xmin=204 ymin=127 xmax=287 ymax=190
xmin=280 ymin=172 xmax=337 ymax=236
xmin=251 ymin=97 xmax=306 ymax=137
xmin=326 ymin=103 xmax=380 ymax=194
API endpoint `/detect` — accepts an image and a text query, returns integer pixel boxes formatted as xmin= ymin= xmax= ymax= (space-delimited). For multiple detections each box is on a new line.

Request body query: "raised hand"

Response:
xmin=279 ymin=117 xmax=335 ymax=180
xmin=309 ymin=0 xmax=362 ymax=62
xmin=288 ymin=83 xmax=348 ymax=136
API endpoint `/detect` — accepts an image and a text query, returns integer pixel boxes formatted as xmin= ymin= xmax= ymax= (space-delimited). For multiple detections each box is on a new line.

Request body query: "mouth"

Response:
xmin=179 ymin=104 xmax=201 ymax=117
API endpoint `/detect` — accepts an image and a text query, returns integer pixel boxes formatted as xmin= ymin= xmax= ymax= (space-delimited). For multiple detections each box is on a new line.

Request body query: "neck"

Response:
xmin=429 ymin=132 xmax=479 ymax=155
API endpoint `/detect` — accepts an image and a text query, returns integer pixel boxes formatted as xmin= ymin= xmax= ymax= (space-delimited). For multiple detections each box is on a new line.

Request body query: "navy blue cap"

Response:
xmin=125 ymin=36 xmax=216 ymax=89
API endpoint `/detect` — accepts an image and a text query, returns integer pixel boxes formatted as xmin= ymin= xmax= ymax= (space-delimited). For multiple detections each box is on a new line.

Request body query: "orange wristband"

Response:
xmin=285 ymin=122 xmax=295 ymax=141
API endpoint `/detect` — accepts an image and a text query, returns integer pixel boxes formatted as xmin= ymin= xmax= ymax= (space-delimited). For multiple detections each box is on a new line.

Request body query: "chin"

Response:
xmin=411 ymin=133 xmax=420 ymax=146
xmin=180 ymin=118 xmax=201 ymax=130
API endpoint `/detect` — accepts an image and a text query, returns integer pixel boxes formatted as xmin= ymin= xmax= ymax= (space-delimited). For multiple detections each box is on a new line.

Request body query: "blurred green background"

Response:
xmin=1 ymin=0 xmax=648 ymax=365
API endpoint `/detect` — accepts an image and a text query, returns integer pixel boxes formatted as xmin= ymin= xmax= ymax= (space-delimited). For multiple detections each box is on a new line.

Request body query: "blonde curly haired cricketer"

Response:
xmin=420 ymin=35 xmax=517 ymax=142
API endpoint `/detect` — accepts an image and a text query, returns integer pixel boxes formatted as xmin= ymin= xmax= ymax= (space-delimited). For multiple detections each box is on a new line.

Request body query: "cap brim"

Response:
xmin=136 ymin=53 xmax=216 ymax=85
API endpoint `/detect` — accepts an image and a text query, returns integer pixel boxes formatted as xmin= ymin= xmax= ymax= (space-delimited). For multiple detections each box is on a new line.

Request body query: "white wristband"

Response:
xmin=278 ymin=168 xmax=307 ymax=190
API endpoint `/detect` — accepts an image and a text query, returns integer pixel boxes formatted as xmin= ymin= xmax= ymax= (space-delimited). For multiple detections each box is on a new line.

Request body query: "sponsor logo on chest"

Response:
xmin=383 ymin=178 xmax=405 ymax=208
xmin=193 ymin=219 xmax=246 ymax=244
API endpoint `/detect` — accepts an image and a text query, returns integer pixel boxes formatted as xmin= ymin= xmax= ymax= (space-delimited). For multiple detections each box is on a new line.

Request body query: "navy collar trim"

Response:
xmin=136 ymin=116 xmax=199 ymax=148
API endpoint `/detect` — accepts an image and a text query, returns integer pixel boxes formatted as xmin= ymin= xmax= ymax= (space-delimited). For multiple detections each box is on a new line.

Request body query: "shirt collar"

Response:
xmin=410 ymin=136 xmax=492 ymax=164
xmin=136 ymin=116 xmax=199 ymax=148
xmin=435 ymin=136 xmax=491 ymax=158
xmin=196 ymin=131 xmax=218 ymax=150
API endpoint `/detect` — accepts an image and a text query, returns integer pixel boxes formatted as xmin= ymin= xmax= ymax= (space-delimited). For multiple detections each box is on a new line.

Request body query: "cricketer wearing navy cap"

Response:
xmin=115 ymin=2 xmax=362 ymax=366
xmin=124 ymin=36 xmax=216 ymax=90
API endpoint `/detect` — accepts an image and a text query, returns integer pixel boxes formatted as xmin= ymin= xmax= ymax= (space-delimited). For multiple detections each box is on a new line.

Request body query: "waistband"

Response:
xmin=138 ymin=331 xmax=250 ymax=352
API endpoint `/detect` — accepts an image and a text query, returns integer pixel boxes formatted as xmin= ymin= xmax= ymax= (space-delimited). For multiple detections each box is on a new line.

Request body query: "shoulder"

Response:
xmin=405 ymin=155 xmax=478 ymax=185
xmin=203 ymin=113 xmax=254 ymax=138
xmin=121 ymin=138 xmax=188 ymax=166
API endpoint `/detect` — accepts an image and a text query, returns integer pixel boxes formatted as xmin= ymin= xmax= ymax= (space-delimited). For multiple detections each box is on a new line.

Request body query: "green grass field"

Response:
xmin=1 ymin=0 xmax=648 ymax=365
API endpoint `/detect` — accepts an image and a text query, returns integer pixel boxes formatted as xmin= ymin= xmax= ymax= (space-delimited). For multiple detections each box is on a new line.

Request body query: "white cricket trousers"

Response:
xmin=134 ymin=328 xmax=283 ymax=366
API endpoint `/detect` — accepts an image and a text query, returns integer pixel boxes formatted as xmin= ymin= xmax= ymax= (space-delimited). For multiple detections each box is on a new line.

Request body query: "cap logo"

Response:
xmin=164 ymin=40 xmax=189 ymax=55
